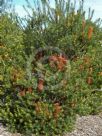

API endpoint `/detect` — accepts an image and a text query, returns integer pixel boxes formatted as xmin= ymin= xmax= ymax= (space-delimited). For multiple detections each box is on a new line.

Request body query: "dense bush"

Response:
xmin=69 ymin=45 xmax=102 ymax=115
xmin=0 ymin=0 xmax=102 ymax=136
xmin=0 ymin=14 xmax=25 ymax=89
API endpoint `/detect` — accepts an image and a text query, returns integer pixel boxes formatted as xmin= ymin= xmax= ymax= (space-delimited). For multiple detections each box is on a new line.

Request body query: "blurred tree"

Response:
xmin=0 ymin=0 xmax=13 ymax=14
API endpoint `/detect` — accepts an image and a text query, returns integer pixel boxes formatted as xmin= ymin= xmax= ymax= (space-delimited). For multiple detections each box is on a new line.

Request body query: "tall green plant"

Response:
xmin=23 ymin=0 xmax=102 ymax=58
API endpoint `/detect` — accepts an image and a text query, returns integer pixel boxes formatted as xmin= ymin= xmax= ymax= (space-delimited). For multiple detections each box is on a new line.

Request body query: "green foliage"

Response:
xmin=69 ymin=45 xmax=102 ymax=115
xmin=24 ymin=0 xmax=102 ymax=58
xmin=0 ymin=0 xmax=102 ymax=136
xmin=0 ymin=14 xmax=25 ymax=108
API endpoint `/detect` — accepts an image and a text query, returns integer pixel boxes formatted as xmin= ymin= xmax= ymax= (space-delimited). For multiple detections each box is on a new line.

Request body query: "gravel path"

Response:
xmin=65 ymin=115 xmax=102 ymax=136
xmin=0 ymin=115 xmax=102 ymax=136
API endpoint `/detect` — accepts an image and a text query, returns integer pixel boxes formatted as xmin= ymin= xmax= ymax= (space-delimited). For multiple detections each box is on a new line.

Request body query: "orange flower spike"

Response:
xmin=88 ymin=26 xmax=93 ymax=40
xmin=57 ymin=55 xmax=67 ymax=64
xmin=19 ymin=89 xmax=26 ymax=97
xmin=53 ymin=103 xmax=62 ymax=118
xmin=37 ymin=78 xmax=44 ymax=92
xmin=54 ymin=103 xmax=62 ymax=112
xmin=38 ymin=84 xmax=44 ymax=92
xmin=82 ymin=20 xmax=86 ymax=30
xmin=27 ymin=87 xmax=33 ymax=93
xmin=57 ymin=55 xmax=63 ymax=61
xmin=86 ymin=76 xmax=93 ymax=85
xmin=83 ymin=56 xmax=90 ymax=65
xmin=39 ymin=78 xmax=44 ymax=84
xmin=64 ymin=60 xmax=67 ymax=65
xmin=49 ymin=55 xmax=58 ymax=62
xmin=57 ymin=62 xmax=64 ymax=71
xmin=79 ymin=64 xmax=84 ymax=71
xmin=62 ymin=58 xmax=67 ymax=65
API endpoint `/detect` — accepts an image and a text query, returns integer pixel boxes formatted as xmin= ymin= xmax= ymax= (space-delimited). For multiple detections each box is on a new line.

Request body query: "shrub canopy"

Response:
xmin=0 ymin=0 xmax=102 ymax=135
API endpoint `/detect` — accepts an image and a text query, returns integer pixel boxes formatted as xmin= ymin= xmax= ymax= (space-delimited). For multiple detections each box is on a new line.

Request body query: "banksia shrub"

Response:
xmin=0 ymin=44 xmax=101 ymax=135
xmin=37 ymin=78 xmax=44 ymax=92
xmin=0 ymin=0 xmax=102 ymax=136
xmin=88 ymin=26 xmax=94 ymax=40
